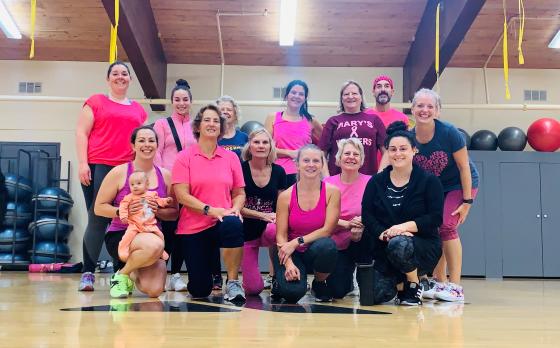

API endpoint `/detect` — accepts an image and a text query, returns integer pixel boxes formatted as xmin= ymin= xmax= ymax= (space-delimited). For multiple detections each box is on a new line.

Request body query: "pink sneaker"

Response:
xmin=435 ymin=282 xmax=464 ymax=302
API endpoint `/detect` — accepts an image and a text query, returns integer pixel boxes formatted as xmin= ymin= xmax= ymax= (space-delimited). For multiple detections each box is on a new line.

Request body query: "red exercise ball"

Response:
xmin=527 ymin=118 xmax=560 ymax=152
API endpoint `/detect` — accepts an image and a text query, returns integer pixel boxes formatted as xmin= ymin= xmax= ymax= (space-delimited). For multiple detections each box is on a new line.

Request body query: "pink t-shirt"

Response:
xmin=153 ymin=112 xmax=197 ymax=171
xmin=272 ymin=111 xmax=312 ymax=175
xmin=365 ymin=108 xmax=410 ymax=165
xmin=172 ymin=143 xmax=245 ymax=234
xmin=324 ymin=173 xmax=371 ymax=250
xmin=85 ymin=94 xmax=148 ymax=166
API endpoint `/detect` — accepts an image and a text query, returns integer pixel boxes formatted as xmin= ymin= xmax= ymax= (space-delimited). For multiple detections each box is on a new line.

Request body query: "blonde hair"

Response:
xmin=334 ymin=138 xmax=365 ymax=167
xmin=241 ymin=128 xmax=277 ymax=165
xmin=412 ymin=88 xmax=442 ymax=110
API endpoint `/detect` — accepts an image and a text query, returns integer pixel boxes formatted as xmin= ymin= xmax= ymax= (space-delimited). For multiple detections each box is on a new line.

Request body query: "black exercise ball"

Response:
xmin=457 ymin=128 xmax=471 ymax=149
xmin=240 ymin=121 xmax=264 ymax=135
xmin=470 ymin=130 xmax=498 ymax=151
xmin=498 ymin=127 xmax=527 ymax=151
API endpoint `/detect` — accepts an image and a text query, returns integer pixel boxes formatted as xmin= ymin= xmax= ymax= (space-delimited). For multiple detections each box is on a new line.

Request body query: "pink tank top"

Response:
xmin=288 ymin=182 xmax=326 ymax=252
xmin=272 ymin=111 xmax=312 ymax=174
xmin=107 ymin=162 xmax=167 ymax=232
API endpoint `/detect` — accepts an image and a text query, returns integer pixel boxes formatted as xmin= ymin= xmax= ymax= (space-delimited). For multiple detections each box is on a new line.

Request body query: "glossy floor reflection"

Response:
xmin=1 ymin=273 xmax=559 ymax=347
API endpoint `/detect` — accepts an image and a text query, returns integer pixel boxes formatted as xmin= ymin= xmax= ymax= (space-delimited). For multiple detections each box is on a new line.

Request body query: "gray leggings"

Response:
xmin=368 ymin=236 xmax=420 ymax=304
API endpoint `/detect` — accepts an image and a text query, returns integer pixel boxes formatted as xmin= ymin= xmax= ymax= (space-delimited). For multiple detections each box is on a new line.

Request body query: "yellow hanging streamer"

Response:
xmin=517 ymin=0 xmax=525 ymax=65
xmin=29 ymin=0 xmax=36 ymax=59
xmin=435 ymin=2 xmax=440 ymax=77
xmin=109 ymin=0 xmax=120 ymax=63
xmin=502 ymin=17 xmax=511 ymax=100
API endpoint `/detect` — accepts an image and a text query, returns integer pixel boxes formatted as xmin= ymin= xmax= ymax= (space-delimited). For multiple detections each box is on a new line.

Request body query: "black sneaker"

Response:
xmin=270 ymin=276 xmax=282 ymax=300
xmin=311 ymin=279 xmax=333 ymax=302
xmin=212 ymin=274 xmax=223 ymax=291
xmin=396 ymin=281 xmax=423 ymax=306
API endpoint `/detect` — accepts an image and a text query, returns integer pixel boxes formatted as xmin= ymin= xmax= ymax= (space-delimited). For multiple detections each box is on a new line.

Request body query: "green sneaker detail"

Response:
xmin=110 ymin=273 xmax=131 ymax=298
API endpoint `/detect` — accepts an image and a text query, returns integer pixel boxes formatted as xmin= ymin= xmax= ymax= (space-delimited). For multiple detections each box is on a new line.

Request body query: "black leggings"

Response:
xmin=272 ymin=237 xmax=338 ymax=303
xmin=368 ymin=236 xmax=425 ymax=304
xmin=181 ymin=216 xmax=244 ymax=298
xmin=81 ymin=163 xmax=113 ymax=273
xmin=326 ymin=248 xmax=355 ymax=299
xmin=161 ymin=219 xmax=185 ymax=274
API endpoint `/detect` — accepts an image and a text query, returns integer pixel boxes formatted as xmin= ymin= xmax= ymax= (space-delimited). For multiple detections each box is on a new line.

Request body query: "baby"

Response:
xmin=118 ymin=170 xmax=173 ymax=262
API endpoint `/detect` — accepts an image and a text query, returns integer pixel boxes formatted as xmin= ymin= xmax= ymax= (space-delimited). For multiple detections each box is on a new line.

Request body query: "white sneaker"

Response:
xmin=166 ymin=273 xmax=188 ymax=292
xmin=435 ymin=282 xmax=464 ymax=302
xmin=224 ymin=279 xmax=246 ymax=302
xmin=422 ymin=279 xmax=444 ymax=299
xmin=263 ymin=274 xmax=273 ymax=290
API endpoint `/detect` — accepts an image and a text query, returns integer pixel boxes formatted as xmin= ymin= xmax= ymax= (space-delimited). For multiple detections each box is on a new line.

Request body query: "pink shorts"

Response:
xmin=440 ymin=188 xmax=478 ymax=241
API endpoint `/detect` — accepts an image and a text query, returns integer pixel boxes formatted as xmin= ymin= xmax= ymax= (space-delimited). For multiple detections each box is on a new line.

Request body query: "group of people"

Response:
xmin=76 ymin=61 xmax=478 ymax=306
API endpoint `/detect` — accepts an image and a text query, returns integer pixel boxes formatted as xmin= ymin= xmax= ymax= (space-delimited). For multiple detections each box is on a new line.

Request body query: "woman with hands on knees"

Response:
xmin=94 ymin=126 xmax=178 ymax=298
xmin=324 ymin=138 xmax=370 ymax=299
xmin=172 ymin=104 xmax=247 ymax=302
xmin=239 ymin=129 xmax=287 ymax=296
xmin=361 ymin=121 xmax=443 ymax=306
xmin=411 ymin=88 xmax=479 ymax=302
xmin=76 ymin=61 xmax=148 ymax=291
xmin=272 ymin=144 xmax=340 ymax=303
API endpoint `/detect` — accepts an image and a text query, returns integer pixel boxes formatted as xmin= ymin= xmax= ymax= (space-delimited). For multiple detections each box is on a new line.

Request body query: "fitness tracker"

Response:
xmin=203 ymin=205 xmax=210 ymax=215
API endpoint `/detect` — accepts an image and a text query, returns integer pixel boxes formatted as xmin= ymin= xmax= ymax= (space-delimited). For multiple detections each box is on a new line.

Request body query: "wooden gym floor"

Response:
xmin=0 ymin=273 xmax=559 ymax=347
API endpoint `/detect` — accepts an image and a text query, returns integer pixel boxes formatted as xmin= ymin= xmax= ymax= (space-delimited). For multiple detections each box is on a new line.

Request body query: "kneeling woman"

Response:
xmin=240 ymin=129 xmax=287 ymax=295
xmin=94 ymin=126 xmax=178 ymax=298
xmin=172 ymin=104 xmax=246 ymax=302
xmin=274 ymin=144 xmax=340 ymax=303
xmin=362 ymin=121 xmax=443 ymax=305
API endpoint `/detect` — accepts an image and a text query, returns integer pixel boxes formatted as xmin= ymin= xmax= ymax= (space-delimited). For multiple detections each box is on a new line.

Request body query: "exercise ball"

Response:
xmin=3 ymin=202 xmax=32 ymax=227
xmin=28 ymin=216 xmax=73 ymax=241
xmin=30 ymin=241 xmax=71 ymax=264
xmin=0 ymin=253 xmax=28 ymax=264
xmin=4 ymin=174 xmax=33 ymax=202
xmin=498 ymin=127 xmax=527 ymax=151
xmin=457 ymin=128 xmax=471 ymax=149
xmin=0 ymin=228 xmax=30 ymax=253
xmin=240 ymin=121 xmax=264 ymax=135
xmin=32 ymin=187 xmax=74 ymax=215
xmin=470 ymin=130 xmax=498 ymax=151
xmin=527 ymin=118 xmax=560 ymax=152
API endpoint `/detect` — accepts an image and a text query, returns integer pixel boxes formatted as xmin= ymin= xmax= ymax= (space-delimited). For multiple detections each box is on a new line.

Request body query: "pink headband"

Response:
xmin=373 ymin=75 xmax=394 ymax=90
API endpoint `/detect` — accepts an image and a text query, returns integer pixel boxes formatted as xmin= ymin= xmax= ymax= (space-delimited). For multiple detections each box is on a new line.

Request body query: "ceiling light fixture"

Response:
xmin=279 ymin=0 xmax=297 ymax=46
xmin=0 ymin=0 xmax=21 ymax=39
xmin=549 ymin=29 xmax=560 ymax=48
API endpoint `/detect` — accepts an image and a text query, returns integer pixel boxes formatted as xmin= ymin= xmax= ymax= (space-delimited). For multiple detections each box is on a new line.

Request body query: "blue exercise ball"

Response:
xmin=240 ymin=121 xmax=264 ymax=135
xmin=28 ymin=216 xmax=73 ymax=241
xmin=3 ymin=202 xmax=33 ymax=228
xmin=0 ymin=228 xmax=30 ymax=253
xmin=32 ymin=187 xmax=74 ymax=215
xmin=30 ymin=241 xmax=71 ymax=264
xmin=4 ymin=174 xmax=33 ymax=202
xmin=0 ymin=253 xmax=29 ymax=264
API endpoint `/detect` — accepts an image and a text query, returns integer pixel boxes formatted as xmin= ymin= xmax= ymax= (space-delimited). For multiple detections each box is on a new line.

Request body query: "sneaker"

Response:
xmin=396 ymin=281 xmax=423 ymax=306
xmin=166 ymin=273 xmax=188 ymax=292
xmin=263 ymin=274 xmax=273 ymax=290
xmin=110 ymin=273 xmax=132 ymax=298
xmin=270 ymin=276 xmax=282 ymax=299
xmin=78 ymin=272 xmax=95 ymax=291
xmin=311 ymin=279 xmax=333 ymax=302
xmin=435 ymin=282 xmax=464 ymax=302
xmin=212 ymin=274 xmax=223 ymax=291
xmin=420 ymin=278 xmax=441 ymax=299
xmin=224 ymin=279 xmax=246 ymax=303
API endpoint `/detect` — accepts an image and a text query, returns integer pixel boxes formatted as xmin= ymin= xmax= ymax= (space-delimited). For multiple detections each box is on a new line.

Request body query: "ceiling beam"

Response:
xmin=102 ymin=0 xmax=167 ymax=111
xmin=403 ymin=0 xmax=486 ymax=102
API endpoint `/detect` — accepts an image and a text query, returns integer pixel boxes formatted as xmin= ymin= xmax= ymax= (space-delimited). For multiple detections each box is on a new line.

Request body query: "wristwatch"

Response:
xmin=203 ymin=205 xmax=210 ymax=215
xmin=297 ymin=236 xmax=305 ymax=246
xmin=462 ymin=198 xmax=474 ymax=204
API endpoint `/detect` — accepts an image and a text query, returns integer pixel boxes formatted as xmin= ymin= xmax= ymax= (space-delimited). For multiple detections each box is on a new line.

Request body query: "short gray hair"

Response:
xmin=412 ymin=88 xmax=442 ymax=110
xmin=216 ymin=95 xmax=242 ymax=122
xmin=334 ymin=138 xmax=365 ymax=167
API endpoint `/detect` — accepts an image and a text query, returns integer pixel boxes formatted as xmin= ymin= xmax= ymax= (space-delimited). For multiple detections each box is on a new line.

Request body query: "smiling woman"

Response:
xmin=75 ymin=61 xmax=148 ymax=292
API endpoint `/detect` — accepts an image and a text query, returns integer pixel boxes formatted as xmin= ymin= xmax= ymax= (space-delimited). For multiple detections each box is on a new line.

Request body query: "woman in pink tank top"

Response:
xmin=273 ymin=144 xmax=340 ymax=303
xmin=264 ymin=80 xmax=323 ymax=186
